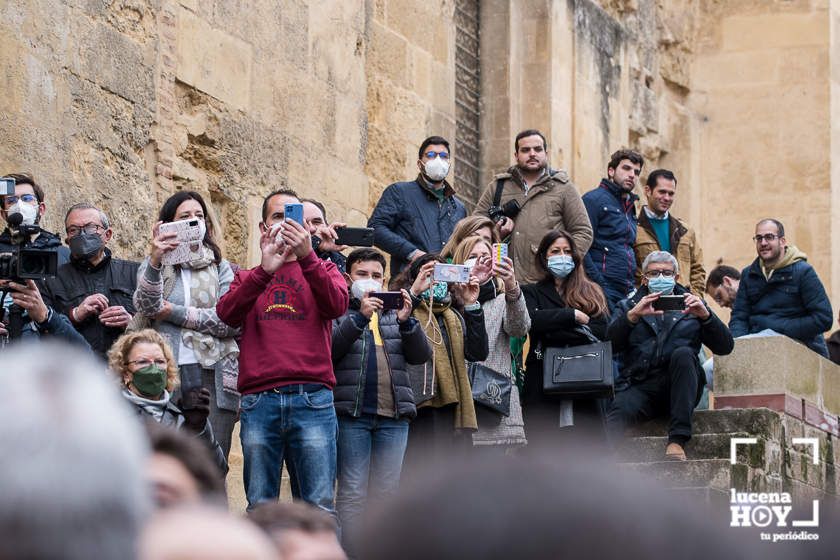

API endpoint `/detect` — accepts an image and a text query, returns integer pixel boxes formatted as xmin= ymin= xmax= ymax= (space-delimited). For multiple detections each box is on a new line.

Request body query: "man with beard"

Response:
xmin=44 ymin=203 xmax=139 ymax=359
xmin=368 ymin=136 xmax=466 ymax=276
xmin=583 ymin=149 xmax=644 ymax=311
xmin=729 ymin=218 xmax=832 ymax=357
xmin=473 ymin=129 xmax=592 ymax=284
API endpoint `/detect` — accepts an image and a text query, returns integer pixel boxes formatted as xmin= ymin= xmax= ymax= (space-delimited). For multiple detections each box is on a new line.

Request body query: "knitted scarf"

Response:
xmin=413 ymin=299 xmax=477 ymax=431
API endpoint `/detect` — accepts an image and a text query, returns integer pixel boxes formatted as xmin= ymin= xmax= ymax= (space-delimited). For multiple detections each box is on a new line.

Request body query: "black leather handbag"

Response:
xmin=468 ymin=362 xmax=512 ymax=417
xmin=541 ymin=326 xmax=614 ymax=399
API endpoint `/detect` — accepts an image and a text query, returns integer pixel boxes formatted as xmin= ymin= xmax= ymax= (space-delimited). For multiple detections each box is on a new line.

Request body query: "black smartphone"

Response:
xmin=178 ymin=364 xmax=203 ymax=409
xmin=653 ymin=294 xmax=686 ymax=311
xmin=369 ymin=291 xmax=403 ymax=310
xmin=335 ymin=226 xmax=375 ymax=247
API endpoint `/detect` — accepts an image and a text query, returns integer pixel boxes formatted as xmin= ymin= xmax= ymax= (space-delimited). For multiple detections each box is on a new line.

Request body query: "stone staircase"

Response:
xmin=613 ymin=408 xmax=820 ymax=506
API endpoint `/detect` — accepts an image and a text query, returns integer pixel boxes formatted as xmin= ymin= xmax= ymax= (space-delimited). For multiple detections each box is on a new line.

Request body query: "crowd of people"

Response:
xmin=0 ymin=129 xmax=837 ymax=558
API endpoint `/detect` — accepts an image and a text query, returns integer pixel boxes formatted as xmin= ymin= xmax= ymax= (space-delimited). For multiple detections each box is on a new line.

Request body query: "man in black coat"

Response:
xmin=606 ymin=251 xmax=734 ymax=461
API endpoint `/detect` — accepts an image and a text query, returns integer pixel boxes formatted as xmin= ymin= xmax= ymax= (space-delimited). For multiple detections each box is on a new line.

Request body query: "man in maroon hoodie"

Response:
xmin=217 ymin=188 xmax=349 ymax=514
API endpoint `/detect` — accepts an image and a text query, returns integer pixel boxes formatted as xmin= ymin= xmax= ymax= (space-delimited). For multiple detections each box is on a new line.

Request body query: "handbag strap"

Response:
xmin=574 ymin=324 xmax=601 ymax=344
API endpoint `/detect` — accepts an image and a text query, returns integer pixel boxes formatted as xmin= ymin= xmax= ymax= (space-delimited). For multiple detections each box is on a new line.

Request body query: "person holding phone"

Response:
xmin=216 ymin=188 xmax=349 ymax=515
xmin=521 ymin=230 xmax=610 ymax=447
xmin=331 ymin=248 xmax=431 ymax=556
xmin=132 ymin=191 xmax=240 ymax=460
xmin=451 ymin=236 xmax=530 ymax=452
xmin=605 ymin=251 xmax=734 ymax=461
xmin=393 ymin=254 xmax=489 ymax=476
xmin=108 ymin=329 xmax=226 ymax=472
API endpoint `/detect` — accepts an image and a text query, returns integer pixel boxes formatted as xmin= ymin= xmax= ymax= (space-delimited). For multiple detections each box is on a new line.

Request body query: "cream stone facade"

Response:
xmin=0 ymin=0 xmax=837 ymax=305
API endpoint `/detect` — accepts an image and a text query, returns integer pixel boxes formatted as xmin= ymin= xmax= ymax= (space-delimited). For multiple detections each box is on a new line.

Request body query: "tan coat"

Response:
xmin=633 ymin=208 xmax=706 ymax=294
xmin=473 ymin=168 xmax=593 ymax=284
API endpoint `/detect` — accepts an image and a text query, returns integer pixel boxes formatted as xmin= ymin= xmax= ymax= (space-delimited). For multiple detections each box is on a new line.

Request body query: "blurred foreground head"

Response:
xmin=140 ymin=505 xmax=277 ymax=560
xmin=249 ymin=502 xmax=346 ymax=560
xmin=361 ymin=450 xmax=834 ymax=560
xmin=0 ymin=342 xmax=150 ymax=560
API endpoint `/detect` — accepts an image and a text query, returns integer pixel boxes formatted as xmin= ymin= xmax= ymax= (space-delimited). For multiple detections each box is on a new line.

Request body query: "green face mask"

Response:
xmin=131 ymin=364 xmax=167 ymax=398
xmin=421 ymin=281 xmax=449 ymax=302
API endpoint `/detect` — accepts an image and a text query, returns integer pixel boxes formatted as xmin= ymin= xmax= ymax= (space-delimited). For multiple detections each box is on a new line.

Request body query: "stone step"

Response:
xmin=621 ymin=458 xmax=747 ymax=491
xmin=624 ymin=408 xmax=783 ymax=440
xmin=616 ymin=432 xmax=756 ymax=463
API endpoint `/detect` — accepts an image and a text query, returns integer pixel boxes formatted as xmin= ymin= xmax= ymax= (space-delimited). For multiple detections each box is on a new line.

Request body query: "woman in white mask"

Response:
xmin=132 ymin=191 xmax=240 ymax=463
xmin=451 ymin=236 xmax=530 ymax=454
xmin=521 ymin=230 xmax=610 ymax=447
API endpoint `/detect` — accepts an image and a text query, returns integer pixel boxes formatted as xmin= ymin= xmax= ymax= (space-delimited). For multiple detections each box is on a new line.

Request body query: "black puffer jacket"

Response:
xmin=332 ymin=303 xmax=432 ymax=420
xmin=607 ymin=284 xmax=734 ymax=383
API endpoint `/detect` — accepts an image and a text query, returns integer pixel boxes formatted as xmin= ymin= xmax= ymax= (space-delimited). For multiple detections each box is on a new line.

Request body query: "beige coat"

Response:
xmin=474 ymin=167 xmax=593 ymax=284
xmin=633 ymin=208 xmax=706 ymax=294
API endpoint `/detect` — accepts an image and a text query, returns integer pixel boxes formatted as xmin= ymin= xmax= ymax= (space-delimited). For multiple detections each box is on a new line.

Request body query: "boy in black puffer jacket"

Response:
xmin=332 ymin=248 xmax=431 ymax=557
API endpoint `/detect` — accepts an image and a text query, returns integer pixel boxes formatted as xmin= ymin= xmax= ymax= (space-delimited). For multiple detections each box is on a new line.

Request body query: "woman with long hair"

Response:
xmin=132 ymin=191 xmax=240 ymax=459
xmin=392 ymin=253 xmax=488 ymax=472
xmin=521 ymin=229 xmax=609 ymax=445
xmin=451 ymin=235 xmax=530 ymax=452
xmin=439 ymin=215 xmax=499 ymax=261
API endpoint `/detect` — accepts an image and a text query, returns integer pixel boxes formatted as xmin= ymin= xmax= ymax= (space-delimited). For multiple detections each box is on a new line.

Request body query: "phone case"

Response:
xmin=433 ymin=263 xmax=471 ymax=283
xmin=335 ymin=227 xmax=375 ymax=247
xmin=369 ymin=291 xmax=402 ymax=310
xmin=284 ymin=203 xmax=304 ymax=226
xmin=159 ymin=219 xmax=203 ymax=265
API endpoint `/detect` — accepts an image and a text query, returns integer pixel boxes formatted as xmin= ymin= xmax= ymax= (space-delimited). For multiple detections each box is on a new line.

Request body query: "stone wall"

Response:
xmin=0 ymin=0 xmax=836 ymax=313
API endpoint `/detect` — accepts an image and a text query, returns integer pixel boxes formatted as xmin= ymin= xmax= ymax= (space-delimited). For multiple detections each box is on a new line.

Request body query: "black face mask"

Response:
xmin=68 ymin=232 xmax=104 ymax=261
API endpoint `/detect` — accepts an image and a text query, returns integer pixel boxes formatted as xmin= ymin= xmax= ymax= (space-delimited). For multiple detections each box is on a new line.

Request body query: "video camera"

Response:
xmin=0 ymin=176 xmax=58 ymax=283
xmin=488 ymin=199 xmax=521 ymax=224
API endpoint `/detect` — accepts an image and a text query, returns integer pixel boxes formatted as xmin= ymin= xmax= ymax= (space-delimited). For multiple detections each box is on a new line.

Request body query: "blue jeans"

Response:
xmin=337 ymin=413 xmax=409 ymax=553
xmin=240 ymin=385 xmax=337 ymax=514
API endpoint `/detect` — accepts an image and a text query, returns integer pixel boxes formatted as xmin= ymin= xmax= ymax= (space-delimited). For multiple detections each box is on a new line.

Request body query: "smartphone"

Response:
xmin=653 ymin=294 xmax=686 ymax=311
xmin=284 ymin=203 xmax=304 ymax=226
xmin=433 ymin=263 xmax=471 ymax=283
xmin=492 ymin=243 xmax=508 ymax=264
xmin=178 ymin=364 xmax=203 ymax=410
xmin=368 ymin=291 xmax=403 ymax=310
xmin=159 ymin=219 xmax=203 ymax=266
xmin=335 ymin=226 xmax=375 ymax=247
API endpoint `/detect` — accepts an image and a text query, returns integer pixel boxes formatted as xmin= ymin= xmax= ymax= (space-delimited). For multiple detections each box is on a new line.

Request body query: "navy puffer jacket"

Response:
xmin=729 ymin=257 xmax=832 ymax=357
xmin=332 ymin=303 xmax=432 ymax=419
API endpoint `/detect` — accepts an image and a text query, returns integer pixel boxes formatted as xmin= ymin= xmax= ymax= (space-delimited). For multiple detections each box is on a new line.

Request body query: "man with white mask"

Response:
xmin=0 ymin=173 xmax=70 ymax=265
xmin=330 ymin=247 xmax=431 ymax=557
xmin=368 ymin=136 xmax=467 ymax=275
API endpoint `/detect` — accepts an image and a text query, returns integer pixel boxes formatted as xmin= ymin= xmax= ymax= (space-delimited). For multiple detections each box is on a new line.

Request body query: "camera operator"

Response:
xmin=0 ymin=279 xmax=89 ymax=347
xmin=44 ymin=203 xmax=139 ymax=360
xmin=473 ymin=130 xmax=593 ymax=284
xmin=0 ymin=173 xmax=77 ymax=344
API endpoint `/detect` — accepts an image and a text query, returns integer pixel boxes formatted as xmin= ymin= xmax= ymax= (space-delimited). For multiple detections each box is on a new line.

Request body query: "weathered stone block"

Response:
xmin=721 ymin=13 xmax=827 ymax=51
xmin=176 ymin=7 xmax=253 ymax=110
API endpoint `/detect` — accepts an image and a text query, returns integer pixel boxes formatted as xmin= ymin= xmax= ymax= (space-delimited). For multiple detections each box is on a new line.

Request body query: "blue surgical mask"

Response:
xmin=547 ymin=255 xmax=575 ymax=278
xmin=648 ymin=276 xmax=676 ymax=295
xmin=421 ymin=281 xmax=448 ymax=302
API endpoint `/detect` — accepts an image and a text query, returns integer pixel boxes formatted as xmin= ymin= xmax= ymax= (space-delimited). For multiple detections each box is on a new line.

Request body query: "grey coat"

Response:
xmin=472 ymin=289 xmax=531 ymax=447
xmin=332 ymin=306 xmax=432 ymax=419
xmin=133 ymin=257 xmax=241 ymax=411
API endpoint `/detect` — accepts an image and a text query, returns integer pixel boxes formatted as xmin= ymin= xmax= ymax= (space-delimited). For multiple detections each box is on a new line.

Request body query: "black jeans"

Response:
xmin=606 ymin=347 xmax=703 ymax=445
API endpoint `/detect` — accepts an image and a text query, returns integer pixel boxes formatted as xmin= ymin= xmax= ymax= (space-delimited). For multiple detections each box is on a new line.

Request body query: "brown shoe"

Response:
xmin=665 ymin=443 xmax=686 ymax=461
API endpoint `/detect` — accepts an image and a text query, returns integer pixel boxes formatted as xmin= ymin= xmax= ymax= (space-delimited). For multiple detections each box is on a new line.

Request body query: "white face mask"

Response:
xmin=197 ymin=219 xmax=207 ymax=240
xmin=351 ymin=278 xmax=382 ymax=300
xmin=8 ymin=201 xmax=38 ymax=226
xmin=424 ymin=156 xmax=450 ymax=182
xmin=464 ymin=258 xmax=477 ymax=270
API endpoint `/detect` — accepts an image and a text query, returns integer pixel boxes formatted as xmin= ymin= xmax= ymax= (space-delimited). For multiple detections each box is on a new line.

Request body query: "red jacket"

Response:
xmin=217 ymin=251 xmax=349 ymax=395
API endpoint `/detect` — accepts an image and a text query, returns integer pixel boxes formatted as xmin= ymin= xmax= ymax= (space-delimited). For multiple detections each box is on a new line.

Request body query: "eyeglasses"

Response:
xmin=66 ymin=223 xmax=105 ymax=237
xmin=644 ymin=270 xmax=675 ymax=279
xmin=752 ymin=234 xmax=779 ymax=243
xmin=127 ymin=359 xmax=168 ymax=368
xmin=2 ymin=193 xmax=37 ymax=207
xmin=424 ymin=151 xmax=449 ymax=160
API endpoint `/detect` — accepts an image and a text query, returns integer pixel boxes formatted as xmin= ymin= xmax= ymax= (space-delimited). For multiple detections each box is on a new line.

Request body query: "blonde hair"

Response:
xmin=108 ymin=329 xmax=179 ymax=392
xmin=440 ymin=216 xmax=499 ymax=260
xmin=451 ymin=235 xmax=504 ymax=293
